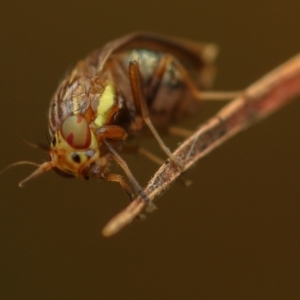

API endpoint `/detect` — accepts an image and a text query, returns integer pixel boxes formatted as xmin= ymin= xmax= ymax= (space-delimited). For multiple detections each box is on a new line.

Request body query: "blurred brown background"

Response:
xmin=0 ymin=0 xmax=299 ymax=299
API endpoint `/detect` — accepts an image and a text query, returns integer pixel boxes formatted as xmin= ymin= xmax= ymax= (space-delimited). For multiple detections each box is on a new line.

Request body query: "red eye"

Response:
xmin=61 ymin=115 xmax=91 ymax=149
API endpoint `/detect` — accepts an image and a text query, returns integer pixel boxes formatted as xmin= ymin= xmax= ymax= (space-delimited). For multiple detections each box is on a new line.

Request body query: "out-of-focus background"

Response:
xmin=0 ymin=1 xmax=299 ymax=299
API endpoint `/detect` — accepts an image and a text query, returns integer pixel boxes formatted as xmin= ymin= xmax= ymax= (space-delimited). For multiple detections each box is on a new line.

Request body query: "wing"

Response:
xmin=97 ymin=32 xmax=218 ymax=79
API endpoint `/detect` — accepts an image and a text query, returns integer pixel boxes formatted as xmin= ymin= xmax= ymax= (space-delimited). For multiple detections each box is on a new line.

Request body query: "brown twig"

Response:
xmin=102 ymin=53 xmax=300 ymax=237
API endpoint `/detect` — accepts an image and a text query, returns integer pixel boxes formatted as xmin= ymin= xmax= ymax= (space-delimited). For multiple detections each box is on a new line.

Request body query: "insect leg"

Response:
xmin=103 ymin=173 xmax=135 ymax=201
xmin=104 ymin=140 xmax=154 ymax=206
xmin=144 ymin=53 xmax=239 ymax=101
xmin=96 ymin=125 xmax=127 ymax=140
xmin=137 ymin=56 xmax=195 ymax=140
xmin=137 ymin=147 xmax=165 ymax=165
xmin=168 ymin=126 xmax=193 ymax=138
xmin=172 ymin=59 xmax=240 ymax=101
xmin=144 ymin=55 xmax=173 ymax=104
xmin=128 ymin=61 xmax=181 ymax=167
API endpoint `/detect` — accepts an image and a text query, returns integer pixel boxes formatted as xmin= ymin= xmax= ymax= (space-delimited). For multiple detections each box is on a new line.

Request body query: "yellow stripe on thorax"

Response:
xmin=94 ymin=83 xmax=115 ymax=128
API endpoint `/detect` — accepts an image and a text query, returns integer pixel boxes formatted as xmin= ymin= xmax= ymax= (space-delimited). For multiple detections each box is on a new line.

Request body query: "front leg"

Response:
xmin=104 ymin=139 xmax=154 ymax=207
xmin=95 ymin=125 xmax=127 ymax=141
xmin=102 ymin=173 xmax=135 ymax=201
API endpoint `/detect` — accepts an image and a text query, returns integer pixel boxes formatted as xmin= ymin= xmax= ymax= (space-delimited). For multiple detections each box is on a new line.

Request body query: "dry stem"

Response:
xmin=102 ymin=53 xmax=300 ymax=237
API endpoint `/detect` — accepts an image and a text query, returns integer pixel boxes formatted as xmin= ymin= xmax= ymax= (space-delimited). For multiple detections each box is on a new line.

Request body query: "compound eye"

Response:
xmin=61 ymin=115 xmax=91 ymax=149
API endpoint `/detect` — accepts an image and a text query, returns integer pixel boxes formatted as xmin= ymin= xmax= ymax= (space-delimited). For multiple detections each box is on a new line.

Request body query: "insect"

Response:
xmin=7 ymin=32 xmax=237 ymax=202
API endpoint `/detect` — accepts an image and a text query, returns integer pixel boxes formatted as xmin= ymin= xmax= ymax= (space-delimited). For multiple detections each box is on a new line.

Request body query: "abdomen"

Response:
xmin=117 ymin=49 xmax=203 ymax=129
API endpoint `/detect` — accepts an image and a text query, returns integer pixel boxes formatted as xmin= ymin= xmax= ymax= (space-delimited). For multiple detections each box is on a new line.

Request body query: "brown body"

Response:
xmin=18 ymin=32 xmax=219 ymax=200
xmin=49 ymin=32 xmax=216 ymax=135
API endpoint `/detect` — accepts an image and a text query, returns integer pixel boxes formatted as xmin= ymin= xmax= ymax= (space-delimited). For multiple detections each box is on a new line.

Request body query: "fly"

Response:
xmin=4 ymin=32 xmax=239 ymax=203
